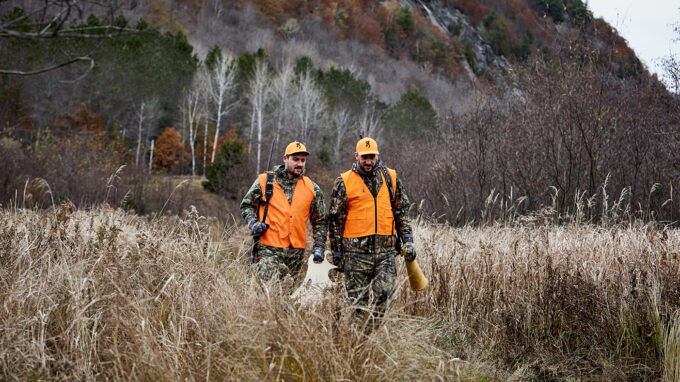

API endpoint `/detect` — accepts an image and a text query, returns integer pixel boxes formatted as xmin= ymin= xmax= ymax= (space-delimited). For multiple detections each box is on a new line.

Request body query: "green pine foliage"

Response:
xmin=293 ymin=56 xmax=314 ymax=77
xmin=464 ymin=43 xmax=477 ymax=72
xmin=316 ymin=67 xmax=373 ymax=116
xmin=535 ymin=0 xmax=564 ymax=22
xmin=397 ymin=6 xmax=416 ymax=36
xmin=565 ymin=0 xmax=591 ymax=24
xmin=202 ymin=140 xmax=245 ymax=196
xmin=0 ymin=8 xmax=198 ymax=134
xmin=386 ymin=88 xmax=440 ymax=137
xmin=534 ymin=0 xmax=591 ymax=25
xmin=205 ymin=45 xmax=223 ymax=70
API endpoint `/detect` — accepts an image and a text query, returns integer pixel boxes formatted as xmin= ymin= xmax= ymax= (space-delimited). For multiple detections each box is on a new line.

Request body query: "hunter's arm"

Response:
xmin=309 ymin=182 xmax=328 ymax=249
xmin=328 ymin=177 xmax=348 ymax=254
xmin=394 ymin=177 xmax=413 ymax=236
xmin=240 ymin=179 xmax=263 ymax=227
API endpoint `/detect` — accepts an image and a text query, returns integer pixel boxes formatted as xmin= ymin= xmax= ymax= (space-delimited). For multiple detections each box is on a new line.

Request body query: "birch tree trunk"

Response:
xmin=250 ymin=59 xmax=272 ymax=174
xmin=149 ymin=139 xmax=155 ymax=172
xmin=135 ymin=102 xmax=145 ymax=166
xmin=203 ymin=115 xmax=209 ymax=174
xmin=207 ymin=53 xmax=236 ymax=164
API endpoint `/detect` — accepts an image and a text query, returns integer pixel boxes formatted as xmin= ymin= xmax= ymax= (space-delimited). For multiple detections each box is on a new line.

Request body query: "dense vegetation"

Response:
xmin=0 ymin=0 xmax=678 ymax=224
xmin=2 ymin=204 xmax=680 ymax=380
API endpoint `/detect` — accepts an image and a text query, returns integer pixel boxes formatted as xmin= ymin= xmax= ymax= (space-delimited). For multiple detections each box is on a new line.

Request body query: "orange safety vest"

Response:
xmin=341 ymin=168 xmax=397 ymax=238
xmin=257 ymin=173 xmax=315 ymax=249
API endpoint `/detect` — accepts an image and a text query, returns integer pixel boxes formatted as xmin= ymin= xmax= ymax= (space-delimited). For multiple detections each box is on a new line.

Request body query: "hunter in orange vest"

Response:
xmin=328 ymin=137 xmax=415 ymax=322
xmin=241 ymin=142 xmax=327 ymax=282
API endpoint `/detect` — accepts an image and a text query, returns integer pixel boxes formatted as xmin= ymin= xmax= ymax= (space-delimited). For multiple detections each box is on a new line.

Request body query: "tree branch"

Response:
xmin=0 ymin=25 xmax=142 ymax=39
xmin=0 ymin=56 xmax=94 ymax=78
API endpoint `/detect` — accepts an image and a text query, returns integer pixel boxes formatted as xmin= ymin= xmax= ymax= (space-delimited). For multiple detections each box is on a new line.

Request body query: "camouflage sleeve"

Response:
xmin=328 ymin=176 xmax=348 ymax=253
xmin=394 ymin=176 xmax=412 ymax=236
xmin=240 ymin=178 xmax=262 ymax=227
xmin=309 ymin=182 xmax=328 ymax=250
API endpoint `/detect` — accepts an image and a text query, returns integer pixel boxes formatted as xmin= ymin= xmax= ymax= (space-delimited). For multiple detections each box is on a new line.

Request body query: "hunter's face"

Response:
xmin=355 ymin=153 xmax=378 ymax=173
xmin=284 ymin=153 xmax=307 ymax=177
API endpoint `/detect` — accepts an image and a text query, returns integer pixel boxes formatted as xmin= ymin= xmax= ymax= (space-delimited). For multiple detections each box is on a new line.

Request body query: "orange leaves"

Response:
xmin=153 ymin=127 xmax=188 ymax=173
xmin=255 ymin=0 xmax=284 ymax=22
xmin=354 ymin=12 xmax=383 ymax=46
xmin=203 ymin=125 xmax=241 ymax=162
xmin=57 ymin=102 xmax=104 ymax=134
xmin=451 ymin=0 xmax=490 ymax=26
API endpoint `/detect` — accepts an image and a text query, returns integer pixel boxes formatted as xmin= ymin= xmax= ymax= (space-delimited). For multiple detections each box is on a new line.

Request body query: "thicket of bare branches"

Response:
xmin=390 ymin=48 xmax=680 ymax=225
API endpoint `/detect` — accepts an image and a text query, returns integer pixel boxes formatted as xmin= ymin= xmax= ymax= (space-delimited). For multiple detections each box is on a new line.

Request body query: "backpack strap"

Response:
xmin=258 ymin=171 xmax=275 ymax=223
xmin=379 ymin=165 xmax=401 ymax=248
xmin=380 ymin=166 xmax=396 ymax=206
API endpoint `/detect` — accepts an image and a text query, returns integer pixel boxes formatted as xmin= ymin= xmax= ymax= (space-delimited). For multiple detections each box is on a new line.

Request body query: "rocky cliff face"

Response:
xmin=403 ymin=0 xmax=511 ymax=78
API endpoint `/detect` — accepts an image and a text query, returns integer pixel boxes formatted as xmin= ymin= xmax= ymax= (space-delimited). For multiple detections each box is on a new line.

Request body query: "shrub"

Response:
xmin=202 ymin=140 xmax=245 ymax=198
xmin=385 ymin=87 xmax=440 ymax=137
xmin=153 ymin=127 xmax=187 ymax=174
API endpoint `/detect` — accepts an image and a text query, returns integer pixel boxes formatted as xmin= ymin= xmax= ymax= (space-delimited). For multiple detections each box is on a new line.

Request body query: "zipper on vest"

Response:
xmin=373 ymin=194 xmax=378 ymax=234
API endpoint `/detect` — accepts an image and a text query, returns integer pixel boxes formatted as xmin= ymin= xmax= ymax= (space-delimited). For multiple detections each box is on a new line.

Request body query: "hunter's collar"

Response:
xmin=353 ymin=159 xmax=382 ymax=177
xmin=277 ymin=164 xmax=303 ymax=182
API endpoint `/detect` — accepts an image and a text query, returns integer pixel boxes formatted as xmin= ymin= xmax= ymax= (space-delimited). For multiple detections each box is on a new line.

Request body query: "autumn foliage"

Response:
xmin=57 ymin=102 xmax=104 ymax=135
xmin=260 ymin=0 xmax=463 ymax=74
xmin=202 ymin=125 xmax=240 ymax=163
xmin=153 ymin=127 xmax=188 ymax=173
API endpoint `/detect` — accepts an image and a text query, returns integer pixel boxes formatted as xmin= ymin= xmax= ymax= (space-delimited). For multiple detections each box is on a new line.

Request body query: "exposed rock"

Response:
xmin=402 ymin=0 xmax=511 ymax=77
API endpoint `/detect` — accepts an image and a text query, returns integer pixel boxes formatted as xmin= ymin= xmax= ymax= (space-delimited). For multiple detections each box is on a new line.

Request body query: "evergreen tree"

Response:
xmin=385 ymin=88 xmax=439 ymax=136
xmin=397 ymin=6 xmax=416 ymax=36
xmin=203 ymin=140 xmax=244 ymax=196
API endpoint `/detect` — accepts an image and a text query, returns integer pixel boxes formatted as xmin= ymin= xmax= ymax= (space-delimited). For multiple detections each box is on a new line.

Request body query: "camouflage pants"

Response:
xmin=253 ymin=243 xmax=306 ymax=283
xmin=344 ymin=250 xmax=397 ymax=320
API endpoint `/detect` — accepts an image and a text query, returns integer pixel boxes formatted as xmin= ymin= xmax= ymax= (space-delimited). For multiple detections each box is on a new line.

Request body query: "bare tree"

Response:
xmin=202 ymin=110 xmax=210 ymax=175
xmin=206 ymin=52 xmax=237 ymax=163
xmin=331 ymin=108 xmax=353 ymax=162
xmin=294 ymin=69 xmax=326 ymax=143
xmin=272 ymin=60 xmax=295 ymax=144
xmin=249 ymin=59 xmax=273 ymax=174
xmin=133 ymin=98 xmax=159 ymax=167
xmin=357 ymin=99 xmax=384 ymax=140
xmin=182 ymin=76 xmax=204 ymax=176
xmin=0 ymin=0 xmax=139 ymax=78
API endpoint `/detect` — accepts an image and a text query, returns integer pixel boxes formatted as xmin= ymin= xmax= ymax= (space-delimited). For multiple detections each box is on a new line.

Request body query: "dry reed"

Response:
xmin=1 ymin=202 xmax=680 ymax=380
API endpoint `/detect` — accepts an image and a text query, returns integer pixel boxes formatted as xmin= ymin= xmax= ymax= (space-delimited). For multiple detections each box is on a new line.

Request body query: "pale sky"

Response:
xmin=587 ymin=0 xmax=680 ymax=78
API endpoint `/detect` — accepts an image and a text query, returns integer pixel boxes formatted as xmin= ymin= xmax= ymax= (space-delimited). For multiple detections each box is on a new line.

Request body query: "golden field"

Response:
xmin=2 ymin=203 xmax=680 ymax=381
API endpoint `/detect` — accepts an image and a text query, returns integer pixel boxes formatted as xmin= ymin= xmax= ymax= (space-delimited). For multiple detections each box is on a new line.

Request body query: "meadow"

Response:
xmin=2 ymin=201 xmax=680 ymax=380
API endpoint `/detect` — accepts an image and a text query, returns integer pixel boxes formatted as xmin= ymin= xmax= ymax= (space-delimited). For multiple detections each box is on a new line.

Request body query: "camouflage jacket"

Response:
xmin=241 ymin=165 xmax=327 ymax=250
xmin=329 ymin=161 xmax=412 ymax=255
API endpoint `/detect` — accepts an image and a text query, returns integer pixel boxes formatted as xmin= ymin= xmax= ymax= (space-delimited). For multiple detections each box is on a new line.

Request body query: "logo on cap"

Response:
xmin=296 ymin=142 xmax=301 ymax=148
xmin=365 ymin=141 xmax=371 ymax=148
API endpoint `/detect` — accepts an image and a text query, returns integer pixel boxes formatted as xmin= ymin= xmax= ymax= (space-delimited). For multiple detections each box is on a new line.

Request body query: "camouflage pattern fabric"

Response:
xmin=252 ymin=242 xmax=306 ymax=282
xmin=344 ymin=250 xmax=398 ymax=319
xmin=241 ymin=164 xmax=327 ymax=282
xmin=328 ymin=160 xmax=412 ymax=318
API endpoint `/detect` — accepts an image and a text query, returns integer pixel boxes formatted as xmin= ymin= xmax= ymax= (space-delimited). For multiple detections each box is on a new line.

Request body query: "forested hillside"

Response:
xmin=1 ymin=0 xmax=679 ymax=224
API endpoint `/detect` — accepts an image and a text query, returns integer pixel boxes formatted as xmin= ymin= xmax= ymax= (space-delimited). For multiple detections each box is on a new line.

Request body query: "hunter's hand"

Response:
xmin=250 ymin=221 xmax=268 ymax=237
xmin=331 ymin=251 xmax=344 ymax=271
xmin=312 ymin=247 xmax=324 ymax=263
xmin=402 ymin=242 xmax=416 ymax=262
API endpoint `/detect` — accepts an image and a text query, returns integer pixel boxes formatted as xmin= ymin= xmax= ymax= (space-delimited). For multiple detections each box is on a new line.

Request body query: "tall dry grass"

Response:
xmin=2 ymin=201 xmax=680 ymax=380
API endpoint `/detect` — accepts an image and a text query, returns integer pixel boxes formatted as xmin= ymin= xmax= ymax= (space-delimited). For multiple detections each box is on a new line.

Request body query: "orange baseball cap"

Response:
xmin=356 ymin=137 xmax=379 ymax=155
xmin=284 ymin=141 xmax=310 ymax=156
